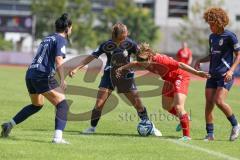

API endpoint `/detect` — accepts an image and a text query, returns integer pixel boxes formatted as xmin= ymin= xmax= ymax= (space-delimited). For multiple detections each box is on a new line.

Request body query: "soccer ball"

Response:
xmin=137 ymin=119 xmax=153 ymax=136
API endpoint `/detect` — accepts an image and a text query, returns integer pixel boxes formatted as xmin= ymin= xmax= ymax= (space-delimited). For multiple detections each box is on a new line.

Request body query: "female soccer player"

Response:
xmin=1 ymin=13 xmax=72 ymax=144
xmin=116 ymin=43 xmax=210 ymax=140
xmin=69 ymin=23 xmax=161 ymax=136
xmin=195 ymin=7 xmax=240 ymax=141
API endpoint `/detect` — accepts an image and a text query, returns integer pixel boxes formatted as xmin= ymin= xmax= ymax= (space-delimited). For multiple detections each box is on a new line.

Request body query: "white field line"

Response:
xmin=166 ymin=139 xmax=240 ymax=160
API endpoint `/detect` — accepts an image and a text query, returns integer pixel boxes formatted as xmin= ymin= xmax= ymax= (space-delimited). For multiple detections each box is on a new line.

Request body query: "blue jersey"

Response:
xmin=209 ymin=30 xmax=240 ymax=76
xmin=26 ymin=33 xmax=67 ymax=78
xmin=91 ymin=38 xmax=139 ymax=71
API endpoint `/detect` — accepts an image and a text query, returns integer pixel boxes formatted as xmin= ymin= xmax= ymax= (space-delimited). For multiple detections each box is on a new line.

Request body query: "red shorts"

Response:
xmin=162 ymin=71 xmax=190 ymax=97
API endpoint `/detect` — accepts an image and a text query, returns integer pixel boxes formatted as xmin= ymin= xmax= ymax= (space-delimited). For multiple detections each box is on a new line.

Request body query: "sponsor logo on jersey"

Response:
xmin=219 ymin=38 xmax=223 ymax=46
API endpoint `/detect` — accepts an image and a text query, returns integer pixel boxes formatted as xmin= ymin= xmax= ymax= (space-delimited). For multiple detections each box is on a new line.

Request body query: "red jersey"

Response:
xmin=177 ymin=48 xmax=192 ymax=64
xmin=146 ymin=54 xmax=188 ymax=80
xmin=146 ymin=54 xmax=190 ymax=97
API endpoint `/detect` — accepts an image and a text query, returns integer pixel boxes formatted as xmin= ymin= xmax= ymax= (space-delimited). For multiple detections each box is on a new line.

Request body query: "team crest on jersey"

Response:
xmin=123 ymin=49 xmax=128 ymax=57
xmin=61 ymin=46 xmax=66 ymax=54
xmin=219 ymin=38 xmax=224 ymax=46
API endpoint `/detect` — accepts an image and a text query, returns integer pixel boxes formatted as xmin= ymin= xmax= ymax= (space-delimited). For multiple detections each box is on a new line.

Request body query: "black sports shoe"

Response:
xmin=1 ymin=122 xmax=13 ymax=137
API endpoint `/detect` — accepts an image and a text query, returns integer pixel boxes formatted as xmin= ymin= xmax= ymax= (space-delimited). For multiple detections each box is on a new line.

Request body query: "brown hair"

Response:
xmin=112 ymin=23 xmax=128 ymax=40
xmin=203 ymin=7 xmax=229 ymax=28
xmin=136 ymin=43 xmax=155 ymax=61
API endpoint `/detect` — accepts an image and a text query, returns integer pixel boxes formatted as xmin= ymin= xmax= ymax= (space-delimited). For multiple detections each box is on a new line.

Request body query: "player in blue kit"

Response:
xmin=1 ymin=13 xmax=72 ymax=144
xmin=195 ymin=7 xmax=240 ymax=141
xmin=69 ymin=23 xmax=161 ymax=136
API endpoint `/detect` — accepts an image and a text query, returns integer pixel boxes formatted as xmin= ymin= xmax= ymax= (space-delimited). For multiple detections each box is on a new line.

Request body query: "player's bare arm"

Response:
xmin=69 ymin=55 xmax=95 ymax=78
xmin=194 ymin=55 xmax=210 ymax=70
xmin=179 ymin=62 xmax=210 ymax=78
xmin=56 ymin=56 xmax=66 ymax=90
xmin=224 ymin=51 xmax=240 ymax=82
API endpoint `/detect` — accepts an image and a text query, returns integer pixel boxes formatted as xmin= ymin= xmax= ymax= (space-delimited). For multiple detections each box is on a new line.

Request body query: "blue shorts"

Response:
xmin=99 ymin=70 xmax=137 ymax=93
xmin=206 ymin=77 xmax=234 ymax=91
xmin=25 ymin=76 xmax=59 ymax=94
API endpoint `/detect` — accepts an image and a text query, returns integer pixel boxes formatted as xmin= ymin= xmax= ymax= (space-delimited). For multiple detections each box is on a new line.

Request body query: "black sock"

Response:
xmin=90 ymin=108 xmax=102 ymax=127
xmin=137 ymin=107 xmax=149 ymax=120
xmin=206 ymin=123 xmax=214 ymax=136
xmin=227 ymin=114 xmax=238 ymax=127
xmin=55 ymin=100 xmax=69 ymax=131
xmin=13 ymin=104 xmax=42 ymax=125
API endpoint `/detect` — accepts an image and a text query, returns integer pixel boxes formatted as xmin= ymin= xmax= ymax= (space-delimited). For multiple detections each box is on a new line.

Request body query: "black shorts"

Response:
xmin=25 ymin=76 xmax=59 ymax=94
xmin=206 ymin=77 xmax=234 ymax=91
xmin=99 ymin=70 xmax=137 ymax=93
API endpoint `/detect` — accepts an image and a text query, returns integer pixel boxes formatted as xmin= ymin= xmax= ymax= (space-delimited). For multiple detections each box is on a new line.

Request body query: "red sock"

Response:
xmin=168 ymin=107 xmax=178 ymax=117
xmin=180 ymin=113 xmax=190 ymax=137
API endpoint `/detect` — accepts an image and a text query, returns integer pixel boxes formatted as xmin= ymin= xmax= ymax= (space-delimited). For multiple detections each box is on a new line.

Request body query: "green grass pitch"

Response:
xmin=0 ymin=66 xmax=239 ymax=160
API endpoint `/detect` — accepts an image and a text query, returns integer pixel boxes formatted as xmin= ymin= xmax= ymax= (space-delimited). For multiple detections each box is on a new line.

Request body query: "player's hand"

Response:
xmin=69 ymin=68 xmax=78 ymax=78
xmin=116 ymin=67 xmax=123 ymax=79
xmin=60 ymin=80 xmax=67 ymax=90
xmin=194 ymin=60 xmax=201 ymax=70
xmin=197 ymin=71 xmax=211 ymax=78
xmin=224 ymin=70 xmax=233 ymax=82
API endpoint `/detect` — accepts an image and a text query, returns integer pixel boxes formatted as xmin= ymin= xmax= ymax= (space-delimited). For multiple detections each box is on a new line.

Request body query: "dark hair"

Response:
xmin=55 ymin=13 xmax=72 ymax=33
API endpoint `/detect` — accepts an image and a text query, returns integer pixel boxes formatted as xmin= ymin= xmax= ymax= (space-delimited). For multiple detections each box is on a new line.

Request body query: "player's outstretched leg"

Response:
xmin=1 ymin=104 xmax=43 ymax=137
xmin=83 ymin=88 xmax=112 ymax=134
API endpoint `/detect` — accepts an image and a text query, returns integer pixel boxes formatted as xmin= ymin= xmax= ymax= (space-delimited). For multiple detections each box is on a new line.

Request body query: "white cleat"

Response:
xmin=229 ymin=124 xmax=240 ymax=141
xmin=82 ymin=127 xmax=96 ymax=134
xmin=179 ymin=136 xmax=191 ymax=141
xmin=52 ymin=138 xmax=70 ymax=144
xmin=151 ymin=123 xmax=162 ymax=137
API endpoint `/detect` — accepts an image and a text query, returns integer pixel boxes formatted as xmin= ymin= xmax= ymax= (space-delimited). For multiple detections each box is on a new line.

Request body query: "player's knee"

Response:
xmin=175 ymin=105 xmax=185 ymax=114
xmin=215 ymin=98 xmax=225 ymax=108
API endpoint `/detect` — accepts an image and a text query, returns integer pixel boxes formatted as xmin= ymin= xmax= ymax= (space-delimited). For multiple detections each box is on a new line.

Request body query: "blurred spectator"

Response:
xmin=176 ymin=42 xmax=192 ymax=65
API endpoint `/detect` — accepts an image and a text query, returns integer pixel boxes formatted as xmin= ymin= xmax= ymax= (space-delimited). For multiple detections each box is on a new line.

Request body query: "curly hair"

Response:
xmin=203 ymin=7 xmax=229 ymax=28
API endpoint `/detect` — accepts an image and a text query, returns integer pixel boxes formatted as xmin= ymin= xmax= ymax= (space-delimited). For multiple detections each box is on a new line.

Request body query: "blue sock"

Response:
xmin=137 ymin=107 xmax=149 ymax=120
xmin=13 ymin=104 xmax=42 ymax=125
xmin=227 ymin=114 xmax=238 ymax=127
xmin=206 ymin=123 xmax=214 ymax=136
xmin=55 ymin=100 xmax=69 ymax=131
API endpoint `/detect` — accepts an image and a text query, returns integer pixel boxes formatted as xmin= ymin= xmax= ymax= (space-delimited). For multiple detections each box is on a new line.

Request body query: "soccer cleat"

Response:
xmin=151 ymin=123 xmax=162 ymax=137
xmin=52 ymin=138 xmax=70 ymax=144
xmin=175 ymin=123 xmax=182 ymax=132
xmin=82 ymin=126 xmax=96 ymax=134
xmin=229 ymin=124 xmax=240 ymax=141
xmin=1 ymin=122 xmax=13 ymax=137
xmin=204 ymin=134 xmax=215 ymax=141
xmin=179 ymin=136 xmax=191 ymax=141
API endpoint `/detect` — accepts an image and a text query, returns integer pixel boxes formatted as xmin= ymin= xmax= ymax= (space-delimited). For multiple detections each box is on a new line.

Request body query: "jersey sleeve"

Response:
xmin=153 ymin=55 xmax=179 ymax=71
xmin=91 ymin=43 xmax=104 ymax=58
xmin=55 ymin=38 xmax=66 ymax=58
xmin=129 ymin=41 xmax=140 ymax=56
xmin=229 ymin=33 xmax=240 ymax=52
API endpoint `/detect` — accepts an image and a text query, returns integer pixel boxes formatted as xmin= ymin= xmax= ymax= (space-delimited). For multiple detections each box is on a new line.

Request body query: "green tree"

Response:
xmin=32 ymin=0 xmax=97 ymax=50
xmin=174 ymin=0 xmax=224 ymax=55
xmin=0 ymin=34 xmax=13 ymax=51
xmin=94 ymin=0 xmax=160 ymax=44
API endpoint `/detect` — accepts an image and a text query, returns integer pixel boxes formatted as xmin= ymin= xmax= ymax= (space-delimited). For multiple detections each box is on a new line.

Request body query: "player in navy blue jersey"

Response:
xmin=1 ymin=13 xmax=72 ymax=144
xmin=69 ymin=23 xmax=161 ymax=136
xmin=195 ymin=7 xmax=240 ymax=141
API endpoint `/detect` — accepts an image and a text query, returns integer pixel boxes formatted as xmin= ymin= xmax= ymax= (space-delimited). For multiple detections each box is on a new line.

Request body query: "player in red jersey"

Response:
xmin=176 ymin=42 xmax=192 ymax=65
xmin=117 ymin=43 xmax=210 ymax=140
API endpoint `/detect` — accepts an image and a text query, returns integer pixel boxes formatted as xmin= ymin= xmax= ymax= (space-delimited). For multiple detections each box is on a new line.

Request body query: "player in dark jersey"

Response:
xmin=1 ymin=13 xmax=72 ymax=144
xmin=116 ymin=43 xmax=209 ymax=140
xmin=195 ymin=7 xmax=240 ymax=141
xmin=69 ymin=23 xmax=161 ymax=136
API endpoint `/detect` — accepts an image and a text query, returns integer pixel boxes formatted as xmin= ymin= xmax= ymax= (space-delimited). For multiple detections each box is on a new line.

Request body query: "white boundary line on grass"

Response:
xmin=166 ymin=139 xmax=240 ymax=160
